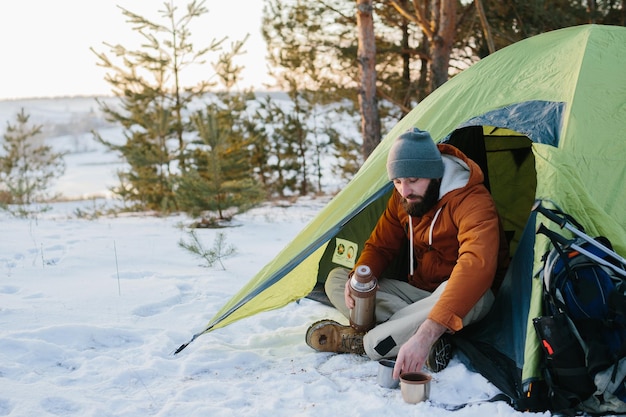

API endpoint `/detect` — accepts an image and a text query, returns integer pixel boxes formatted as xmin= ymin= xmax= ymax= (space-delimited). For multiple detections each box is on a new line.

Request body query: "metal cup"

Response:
xmin=400 ymin=371 xmax=431 ymax=404
xmin=377 ymin=359 xmax=399 ymax=389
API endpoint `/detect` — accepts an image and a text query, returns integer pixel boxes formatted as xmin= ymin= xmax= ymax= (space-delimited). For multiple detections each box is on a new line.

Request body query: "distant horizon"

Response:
xmin=0 ymin=89 xmax=288 ymax=104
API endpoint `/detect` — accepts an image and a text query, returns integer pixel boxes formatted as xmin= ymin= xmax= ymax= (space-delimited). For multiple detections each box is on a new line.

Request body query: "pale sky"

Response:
xmin=0 ymin=0 xmax=272 ymax=100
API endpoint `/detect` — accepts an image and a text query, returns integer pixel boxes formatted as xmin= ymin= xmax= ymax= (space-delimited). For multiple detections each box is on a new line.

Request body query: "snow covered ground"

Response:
xmin=0 ymin=98 xmax=552 ymax=417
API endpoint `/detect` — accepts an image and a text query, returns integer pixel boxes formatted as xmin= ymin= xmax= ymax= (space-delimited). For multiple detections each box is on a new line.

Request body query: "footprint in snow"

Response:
xmin=0 ymin=398 xmax=12 ymax=416
xmin=40 ymin=397 xmax=81 ymax=415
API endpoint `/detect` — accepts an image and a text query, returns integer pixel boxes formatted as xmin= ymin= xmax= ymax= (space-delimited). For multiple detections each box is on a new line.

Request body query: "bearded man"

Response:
xmin=305 ymin=128 xmax=510 ymax=379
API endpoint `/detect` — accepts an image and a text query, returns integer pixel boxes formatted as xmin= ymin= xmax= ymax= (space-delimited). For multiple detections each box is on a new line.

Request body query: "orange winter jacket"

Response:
xmin=355 ymin=144 xmax=510 ymax=332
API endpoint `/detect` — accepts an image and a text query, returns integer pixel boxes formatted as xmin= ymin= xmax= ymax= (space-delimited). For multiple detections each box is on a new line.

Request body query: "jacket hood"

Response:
xmin=437 ymin=144 xmax=485 ymax=201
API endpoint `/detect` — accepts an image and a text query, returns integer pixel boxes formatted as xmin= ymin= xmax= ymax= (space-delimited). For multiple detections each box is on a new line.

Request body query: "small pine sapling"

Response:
xmin=178 ymin=230 xmax=236 ymax=269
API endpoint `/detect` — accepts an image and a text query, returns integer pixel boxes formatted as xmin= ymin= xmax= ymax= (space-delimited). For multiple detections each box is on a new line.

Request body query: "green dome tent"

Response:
xmin=175 ymin=24 xmax=626 ymax=411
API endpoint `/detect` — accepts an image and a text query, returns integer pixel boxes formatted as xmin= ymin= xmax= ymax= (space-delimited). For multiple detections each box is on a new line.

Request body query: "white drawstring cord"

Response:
xmin=429 ymin=207 xmax=443 ymax=248
xmin=409 ymin=215 xmax=414 ymax=275
xmin=408 ymin=206 xmax=442 ymax=276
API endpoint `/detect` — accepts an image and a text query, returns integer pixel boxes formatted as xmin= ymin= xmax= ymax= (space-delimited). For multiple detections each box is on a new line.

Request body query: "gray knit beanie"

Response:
xmin=386 ymin=128 xmax=444 ymax=180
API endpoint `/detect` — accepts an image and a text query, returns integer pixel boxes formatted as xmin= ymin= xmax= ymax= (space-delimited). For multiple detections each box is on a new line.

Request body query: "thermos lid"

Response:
xmin=354 ymin=265 xmax=372 ymax=283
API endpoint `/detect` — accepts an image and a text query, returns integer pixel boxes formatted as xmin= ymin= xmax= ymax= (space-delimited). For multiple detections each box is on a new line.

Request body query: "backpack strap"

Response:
xmin=610 ymin=281 xmax=626 ymax=317
xmin=537 ymin=224 xmax=626 ymax=279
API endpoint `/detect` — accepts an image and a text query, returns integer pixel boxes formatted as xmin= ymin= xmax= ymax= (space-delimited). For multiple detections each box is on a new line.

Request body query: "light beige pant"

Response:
xmin=325 ymin=267 xmax=494 ymax=360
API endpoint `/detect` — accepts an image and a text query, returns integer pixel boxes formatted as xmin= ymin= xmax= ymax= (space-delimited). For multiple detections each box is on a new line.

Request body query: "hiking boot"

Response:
xmin=305 ymin=319 xmax=365 ymax=354
xmin=426 ymin=335 xmax=453 ymax=372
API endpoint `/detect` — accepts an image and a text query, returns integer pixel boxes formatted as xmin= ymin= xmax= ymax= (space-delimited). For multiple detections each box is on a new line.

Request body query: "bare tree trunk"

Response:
xmin=389 ymin=0 xmax=457 ymax=91
xmin=475 ymin=0 xmax=495 ymax=54
xmin=418 ymin=38 xmax=430 ymax=101
xmin=356 ymin=0 xmax=381 ymax=158
xmin=587 ymin=0 xmax=597 ymax=23
xmin=429 ymin=0 xmax=456 ymax=89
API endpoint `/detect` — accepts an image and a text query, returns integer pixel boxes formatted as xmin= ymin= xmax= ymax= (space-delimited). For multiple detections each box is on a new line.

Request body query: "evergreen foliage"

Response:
xmin=0 ymin=109 xmax=65 ymax=217
xmin=177 ymin=102 xmax=264 ymax=218
xmin=91 ymin=0 xmax=263 ymax=215
xmin=178 ymin=230 xmax=236 ymax=269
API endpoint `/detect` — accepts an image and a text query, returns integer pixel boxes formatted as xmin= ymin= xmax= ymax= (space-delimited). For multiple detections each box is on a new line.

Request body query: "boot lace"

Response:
xmin=341 ymin=333 xmax=364 ymax=354
xmin=427 ymin=337 xmax=452 ymax=372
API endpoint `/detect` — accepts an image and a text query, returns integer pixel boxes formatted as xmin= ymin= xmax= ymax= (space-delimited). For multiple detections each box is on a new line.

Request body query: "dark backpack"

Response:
xmin=533 ymin=211 xmax=626 ymax=414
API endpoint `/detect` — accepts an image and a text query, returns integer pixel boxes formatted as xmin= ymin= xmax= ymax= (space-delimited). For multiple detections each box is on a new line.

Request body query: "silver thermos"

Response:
xmin=349 ymin=265 xmax=377 ymax=332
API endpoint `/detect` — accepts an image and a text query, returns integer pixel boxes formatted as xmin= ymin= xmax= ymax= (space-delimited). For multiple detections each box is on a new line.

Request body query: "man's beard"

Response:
xmin=401 ymin=179 xmax=441 ymax=217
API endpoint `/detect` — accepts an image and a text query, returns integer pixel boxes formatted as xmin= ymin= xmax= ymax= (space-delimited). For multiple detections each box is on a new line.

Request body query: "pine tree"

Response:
xmin=174 ymin=36 xmax=263 ymax=218
xmin=91 ymin=0 xmax=224 ymax=212
xmin=177 ymin=104 xmax=263 ymax=219
xmin=0 ymin=109 xmax=65 ymax=216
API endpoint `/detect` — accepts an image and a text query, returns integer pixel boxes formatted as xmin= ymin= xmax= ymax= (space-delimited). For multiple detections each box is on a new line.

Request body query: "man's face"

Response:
xmin=393 ymin=177 xmax=441 ymax=217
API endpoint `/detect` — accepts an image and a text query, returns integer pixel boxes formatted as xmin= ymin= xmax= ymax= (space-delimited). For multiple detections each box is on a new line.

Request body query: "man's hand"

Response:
xmin=343 ymin=278 xmax=355 ymax=309
xmin=393 ymin=319 xmax=447 ymax=379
